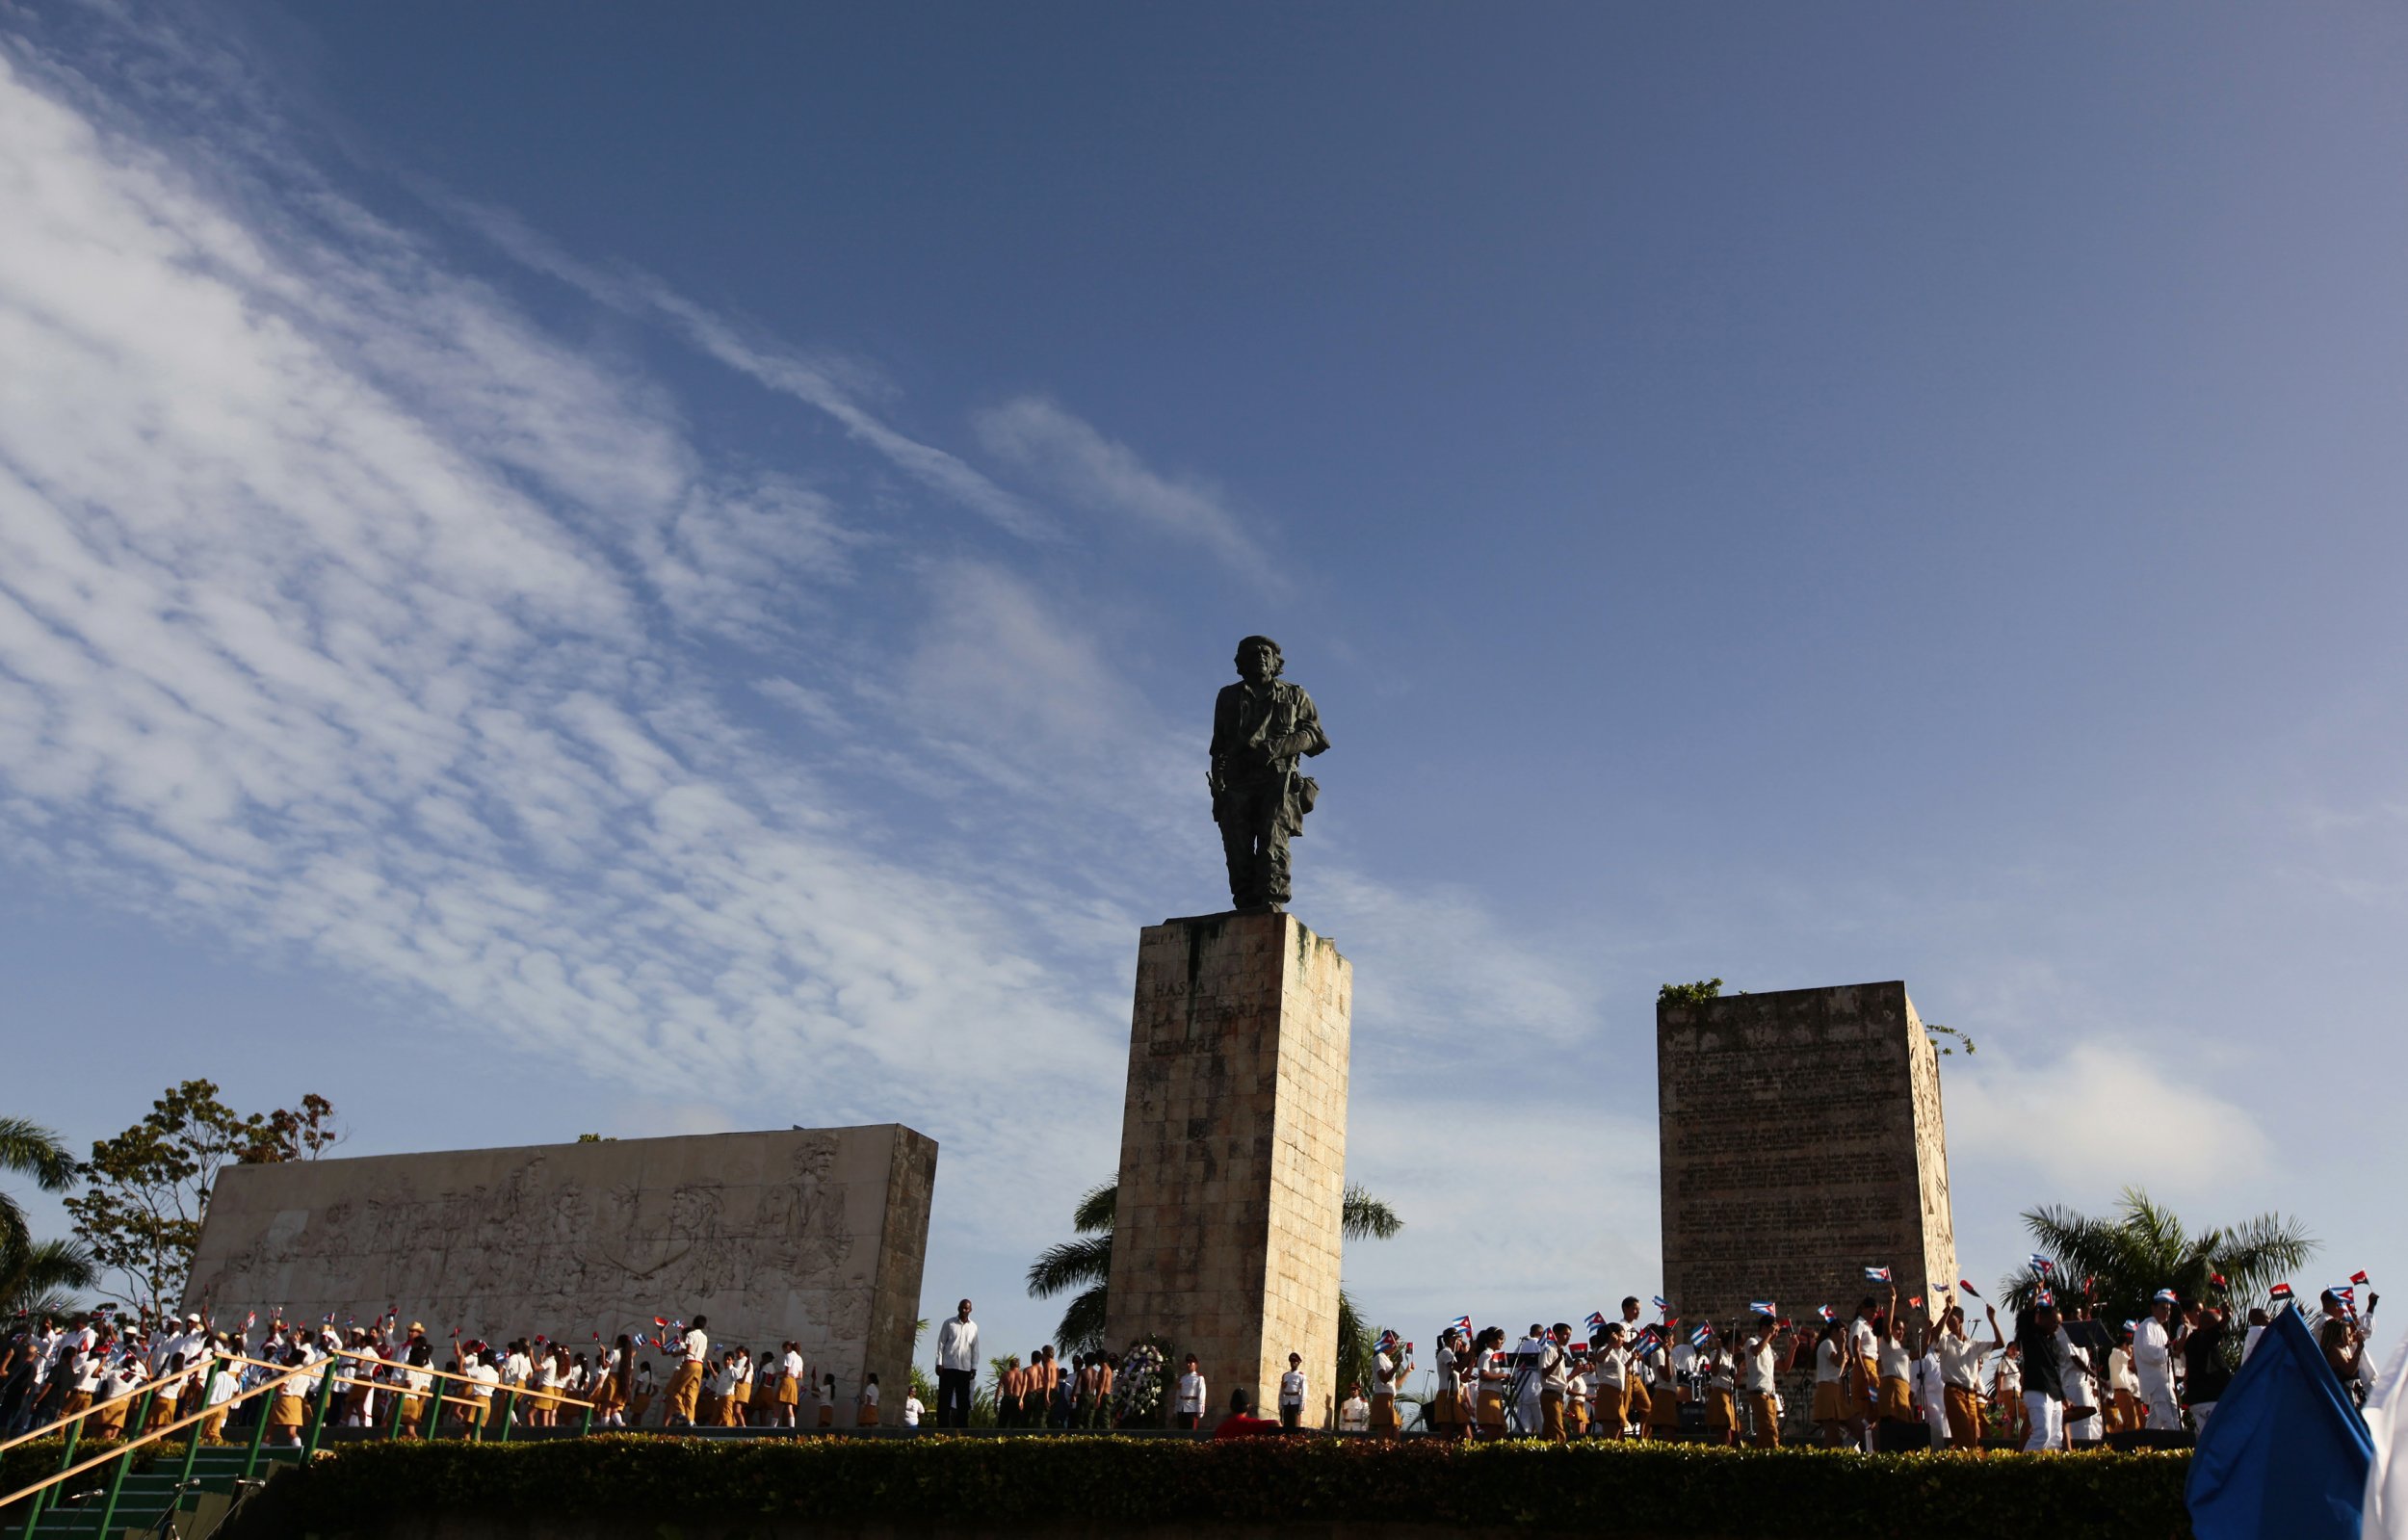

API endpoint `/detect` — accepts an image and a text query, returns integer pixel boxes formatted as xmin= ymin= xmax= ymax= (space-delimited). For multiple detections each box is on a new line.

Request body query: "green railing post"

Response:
xmin=496 ymin=1390 xmax=517 ymax=1444
xmin=579 ymin=1394 xmax=596 ymax=1439
xmin=301 ymin=1359 xmax=340 ymax=1459
xmin=240 ymin=1372 xmax=275 ymax=1482
xmin=177 ymin=1363 xmax=220 ymax=1491
xmin=385 ymin=1375 xmax=410 ymax=1442
xmin=17 ymin=1411 xmax=83 ymax=1540
xmin=92 ymin=1386 xmax=155 ymax=1539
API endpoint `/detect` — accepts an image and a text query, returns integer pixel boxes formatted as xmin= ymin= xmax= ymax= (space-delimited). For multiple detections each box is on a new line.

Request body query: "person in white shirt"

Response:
xmin=1338 ymin=1382 xmax=1370 ymax=1433
xmin=1740 ymin=1316 xmax=1791 ymax=1449
xmin=1430 ymin=1331 xmax=1467 ymax=1440
xmin=2107 ymin=1330 xmax=2141 ymax=1432
xmin=2133 ymin=1294 xmax=2183 ymax=1431
xmin=1564 ymin=1352 xmax=1590 ymax=1439
xmin=667 ymin=1317 xmax=709 ymax=1426
xmin=903 ymin=1391 xmax=924 ymax=1430
xmin=1909 ymin=1332 xmax=1949 ymax=1449
xmin=1811 ymin=1322 xmax=1850 ymax=1447
xmin=1934 ymin=1305 xmax=1997 ymax=1449
xmin=1277 ymin=1352 xmax=1307 ymax=1430
xmin=2060 ymin=1318 xmax=2104 ymax=1448
xmin=857 ymin=1372 xmax=881 ymax=1427
xmin=1174 ymin=1355 xmax=1207 ymax=1431
xmin=1589 ymin=1325 xmax=1630 ymax=1440
xmin=1373 ymin=1334 xmax=1412 ymax=1438
xmin=777 ymin=1344 xmax=807 ymax=1428
xmin=933 ymin=1300 xmax=979 ymax=1429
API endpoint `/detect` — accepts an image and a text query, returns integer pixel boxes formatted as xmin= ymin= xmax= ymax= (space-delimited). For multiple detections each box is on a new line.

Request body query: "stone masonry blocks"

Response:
xmin=1657 ymin=981 xmax=1956 ymax=1334
xmin=1106 ymin=911 xmax=1352 ymax=1426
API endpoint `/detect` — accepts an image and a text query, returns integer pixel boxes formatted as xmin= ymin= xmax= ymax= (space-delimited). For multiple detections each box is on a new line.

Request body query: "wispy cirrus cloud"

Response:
xmin=973 ymin=395 xmax=1282 ymax=588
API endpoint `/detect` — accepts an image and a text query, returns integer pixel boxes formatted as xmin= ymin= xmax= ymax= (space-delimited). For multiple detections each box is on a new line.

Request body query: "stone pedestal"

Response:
xmin=1657 ymin=980 xmax=1957 ymax=1333
xmin=1105 ymin=910 xmax=1352 ymax=1424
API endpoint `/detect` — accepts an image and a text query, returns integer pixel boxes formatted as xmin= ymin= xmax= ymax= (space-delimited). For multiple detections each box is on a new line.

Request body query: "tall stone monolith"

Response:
xmin=1104 ymin=910 xmax=1352 ymax=1425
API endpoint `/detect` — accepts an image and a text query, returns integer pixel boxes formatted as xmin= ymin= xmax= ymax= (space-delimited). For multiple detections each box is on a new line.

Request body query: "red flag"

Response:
xmin=1908 ymin=1295 xmax=1924 ymax=1309
xmin=1956 ymin=1279 xmax=1981 ymax=1299
xmin=2353 ymin=1270 xmax=2371 ymax=1287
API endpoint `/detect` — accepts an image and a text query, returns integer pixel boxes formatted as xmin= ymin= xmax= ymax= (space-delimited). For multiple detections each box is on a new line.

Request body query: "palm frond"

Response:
xmin=1342 ymin=1186 xmax=1402 ymax=1242
xmin=0 ymin=1236 xmax=96 ymax=1315
xmin=0 ymin=1118 xmax=79 ymax=1191
xmin=1026 ymin=1235 xmax=1114 ymax=1300
xmin=1053 ymin=1286 xmax=1110 ymax=1356
xmin=1071 ymin=1182 xmax=1117 ymax=1235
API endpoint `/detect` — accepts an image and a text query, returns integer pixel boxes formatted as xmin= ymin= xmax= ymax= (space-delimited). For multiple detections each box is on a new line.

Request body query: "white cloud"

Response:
xmin=440 ymin=196 xmax=1052 ymax=542
xmin=1944 ymin=1040 xmax=2275 ymax=1198
xmin=973 ymin=395 xmax=1280 ymax=587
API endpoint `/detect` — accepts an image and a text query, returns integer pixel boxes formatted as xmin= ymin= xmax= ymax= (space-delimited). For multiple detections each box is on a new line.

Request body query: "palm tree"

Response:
xmin=1 ymin=1236 xmax=97 ymax=1318
xmin=1027 ymin=1179 xmax=1402 ymax=1359
xmin=2005 ymin=1186 xmax=2314 ymax=1325
xmin=1 ymin=1116 xmax=80 ymax=1255
xmin=0 ymin=1116 xmax=90 ymax=1318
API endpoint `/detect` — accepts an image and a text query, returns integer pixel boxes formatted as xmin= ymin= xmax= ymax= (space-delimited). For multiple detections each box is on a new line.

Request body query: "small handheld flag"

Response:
xmin=1908 ymin=1295 xmax=1924 ymax=1309
xmin=1447 ymin=1315 xmax=1473 ymax=1336
xmin=653 ymin=1317 xmax=668 ymax=1328
xmin=1864 ymin=1266 xmax=1891 ymax=1283
xmin=2269 ymin=1283 xmax=2294 ymax=1302
xmin=2035 ymin=1289 xmax=2055 ymax=1307
xmin=1688 ymin=1323 xmax=1714 ymax=1350
xmin=2210 ymin=1273 xmax=2228 ymax=1291
xmin=2352 ymin=1270 xmax=2371 ymax=1287
xmin=1651 ymin=1296 xmax=1671 ymax=1313
xmin=1956 ymin=1280 xmax=1981 ymax=1299
xmin=2028 ymin=1254 xmax=2055 ymax=1274
xmin=1584 ymin=1311 xmax=1608 ymax=1333
xmin=1748 ymin=1299 xmax=1776 ymax=1317
xmin=1817 ymin=1305 xmax=1835 ymax=1322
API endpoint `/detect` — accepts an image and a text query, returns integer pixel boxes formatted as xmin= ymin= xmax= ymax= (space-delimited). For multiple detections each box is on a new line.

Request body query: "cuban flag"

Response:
xmin=1863 ymin=1266 xmax=1891 ymax=1283
xmin=2028 ymin=1254 xmax=2055 ymax=1274
xmin=1651 ymin=1296 xmax=1671 ymax=1313
xmin=2035 ymin=1289 xmax=2055 ymax=1308
xmin=2269 ymin=1283 xmax=2294 ymax=1302
xmin=1688 ymin=1323 xmax=1714 ymax=1351
xmin=244 ymin=1311 xmax=256 ymax=1329
xmin=1956 ymin=1279 xmax=1981 ymax=1299
xmin=1817 ymin=1305 xmax=1835 ymax=1322
xmin=2352 ymin=1270 xmax=2371 ymax=1287
xmin=1749 ymin=1299 xmax=1776 ymax=1316
xmin=1447 ymin=1316 xmax=1473 ymax=1336
xmin=2332 ymin=1286 xmax=2357 ymax=1312
xmin=1584 ymin=1311 xmax=1609 ymax=1334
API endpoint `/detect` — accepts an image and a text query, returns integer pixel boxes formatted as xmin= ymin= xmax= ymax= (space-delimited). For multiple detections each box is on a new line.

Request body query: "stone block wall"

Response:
xmin=1106 ymin=910 xmax=1352 ymax=1423
xmin=183 ymin=1125 xmax=936 ymax=1401
xmin=1657 ymin=981 xmax=1956 ymax=1337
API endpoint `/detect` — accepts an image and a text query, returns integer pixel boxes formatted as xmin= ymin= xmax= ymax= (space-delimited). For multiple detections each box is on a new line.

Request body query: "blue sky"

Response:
xmin=3 ymin=0 xmax=2403 ymax=1363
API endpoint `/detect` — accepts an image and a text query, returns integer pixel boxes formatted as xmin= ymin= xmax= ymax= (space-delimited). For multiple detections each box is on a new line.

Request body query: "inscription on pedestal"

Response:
xmin=1107 ymin=911 xmax=1351 ymax=1423
xmin=1658 ymin=981 xmax=1957 ymax=1332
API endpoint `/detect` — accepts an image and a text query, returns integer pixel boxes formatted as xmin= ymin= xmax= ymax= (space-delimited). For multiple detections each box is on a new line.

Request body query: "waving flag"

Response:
xmin=2352 ymin=1270 xmax=2371 ymax=1287
xmin=2331 ymin=1287 xmax=2358 ymax=1314
xmin=1446 ymin=1315 xmax=1473 ymax=1336
xmin=1864 ymin=1266 xmax=1891 ymax=1283
xmin=1652 ymin=1296 xmax=1671 ymax=1313
xmin=2028 ymin=1254 xmax=2055 ymax=1274
xmin=1956 ymin=1280 xmax=1981 ymax=1299
xmin=2036 ymin=1289 xmax=2055 ymax=1308
xmin=1749 ymin=1299 xmax=1776 ymax=1316
xmin=653 ymin=1317 xmax=668 ymax=1328
xmin=1817 ymin=1305 xmax=1836 ymax=1322
xmin=1689 ymin=1324 xmax=1714 ymax=1351
xmin=1584 ymin=1311 xmax=1609 ymax=1334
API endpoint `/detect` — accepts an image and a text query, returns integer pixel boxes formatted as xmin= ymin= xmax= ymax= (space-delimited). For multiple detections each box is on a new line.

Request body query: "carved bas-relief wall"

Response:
xmin=183 ymin=1126 xmax=935 ymax=1399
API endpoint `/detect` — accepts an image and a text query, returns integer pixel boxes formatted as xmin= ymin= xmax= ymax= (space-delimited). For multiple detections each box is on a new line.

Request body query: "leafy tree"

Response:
xmin=1658 ymin=979 xmax=1724 ymax=1006
xmin=1027 ymin=1177 xmax=1402 ymax=1394
xmin=65 ymin=1081 xmax=344 ymax=1318
xmin=2004 ymin=1186 xmax=2315 ymax=1327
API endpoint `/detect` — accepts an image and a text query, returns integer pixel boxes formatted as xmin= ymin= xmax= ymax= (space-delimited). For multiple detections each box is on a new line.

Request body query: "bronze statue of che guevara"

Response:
xmin=1209 ymin=636 xmax=1329 ymax=911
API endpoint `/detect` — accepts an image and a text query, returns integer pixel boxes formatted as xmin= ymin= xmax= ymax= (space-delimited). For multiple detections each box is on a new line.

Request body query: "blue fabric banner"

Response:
xmin=2185 ymin=1307 xmax=2371 ymax=1540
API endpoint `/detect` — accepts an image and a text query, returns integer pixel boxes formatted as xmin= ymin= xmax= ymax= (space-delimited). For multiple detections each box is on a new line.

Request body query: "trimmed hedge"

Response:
xmin=3 ymin=1437 xmax=162 ymax=1515
xmin=223 ymin=1434 xmax=2193 ymax=1540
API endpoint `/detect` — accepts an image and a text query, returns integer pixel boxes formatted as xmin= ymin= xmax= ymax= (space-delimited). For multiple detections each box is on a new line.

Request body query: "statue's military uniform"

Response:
xmin=1209 ymin=675 xmax=1328 ymax=908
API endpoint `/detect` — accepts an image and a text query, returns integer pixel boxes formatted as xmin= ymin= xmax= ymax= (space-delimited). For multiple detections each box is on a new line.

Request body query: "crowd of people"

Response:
xmin=0 ymin=1306 xmax=920 ymax=1443
xmin=5 ymin=1275 xmax=2375 ymax=1454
